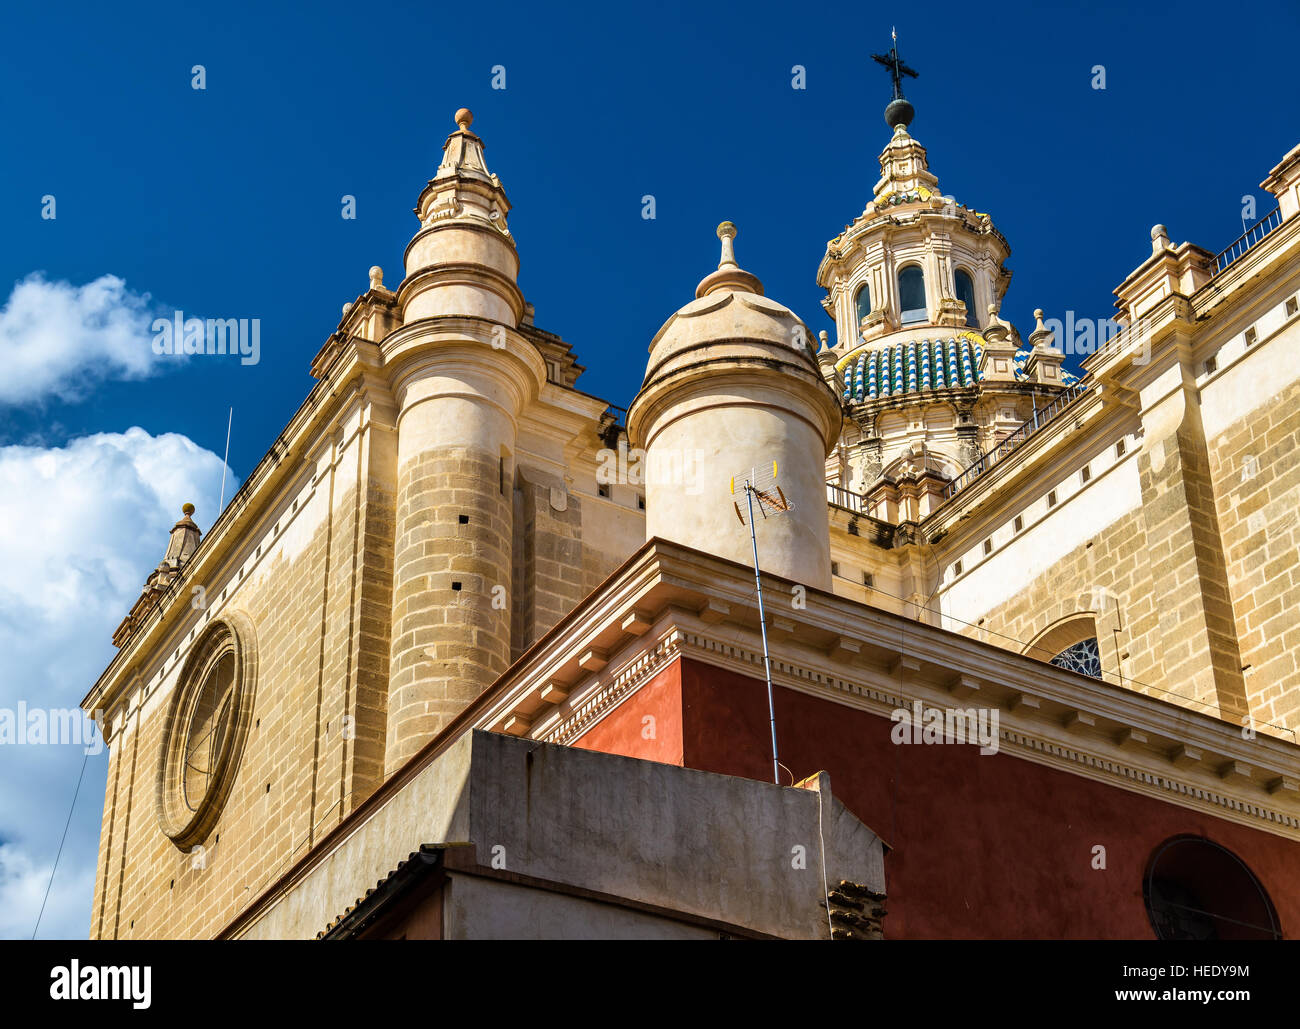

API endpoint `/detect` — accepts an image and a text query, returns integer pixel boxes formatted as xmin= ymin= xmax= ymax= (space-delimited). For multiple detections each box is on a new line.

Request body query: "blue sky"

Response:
xmin=0 ymin=0 xmax=1296 ymax=937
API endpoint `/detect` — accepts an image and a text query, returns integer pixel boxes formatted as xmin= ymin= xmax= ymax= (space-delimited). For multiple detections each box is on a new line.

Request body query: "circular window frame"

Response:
xmin=156 ymin=613 xmax=257 ymax=850
xmin=1143 ymin=835 xmax=1282 ymax=940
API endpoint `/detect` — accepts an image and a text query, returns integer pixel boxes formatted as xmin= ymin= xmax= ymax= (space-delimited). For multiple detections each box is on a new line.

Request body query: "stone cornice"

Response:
xmin=1088 ymin=213 xmax=1300 ymax=387
xmin=473 ymin=540 xmax=1300 ymax=839
xmin=82 ymin=345 xmax=395 ymax=718
xmin=921 ymin=383 xmax=1108 ymax=538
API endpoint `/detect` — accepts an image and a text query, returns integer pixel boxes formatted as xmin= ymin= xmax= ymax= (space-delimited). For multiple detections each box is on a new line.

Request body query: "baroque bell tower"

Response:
xmin=816 ymin=40 xmax=1074 ymax=521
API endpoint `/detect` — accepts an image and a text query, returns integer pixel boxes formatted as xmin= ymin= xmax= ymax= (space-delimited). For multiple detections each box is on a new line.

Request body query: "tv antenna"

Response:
xmin=729 ymin=462 xmax=792 ymax=786
xmin=217 ymin=406 xmax=233 ymax=514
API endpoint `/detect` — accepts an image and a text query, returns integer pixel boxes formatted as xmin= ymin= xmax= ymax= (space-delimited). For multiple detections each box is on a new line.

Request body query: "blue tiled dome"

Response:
xmin=836 ymin=336 xmax=1078 ymax=402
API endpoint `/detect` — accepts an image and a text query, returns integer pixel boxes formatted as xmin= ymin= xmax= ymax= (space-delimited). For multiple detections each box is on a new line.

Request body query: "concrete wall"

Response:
xmin=237 ymin=730 xmax=884 ymax=940
xmin=442 ymin=874 xmax=717 ymax=940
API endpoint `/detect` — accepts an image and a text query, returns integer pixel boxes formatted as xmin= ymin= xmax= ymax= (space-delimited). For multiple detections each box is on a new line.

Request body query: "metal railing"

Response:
xmin=944 ymin=380 xmax=1091 ymax=498
xmin=1213 ymin=208 xmax=1282 ymax=274
xmin=826 ymin=482 xmax=869 ymax=513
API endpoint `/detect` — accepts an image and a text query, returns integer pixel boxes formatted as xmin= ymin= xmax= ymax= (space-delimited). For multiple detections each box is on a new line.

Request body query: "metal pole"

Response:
xmin=746 ymin=483 xmax=781 ymax=785
xmin=218 ymin=406 xmax=233 ymax=513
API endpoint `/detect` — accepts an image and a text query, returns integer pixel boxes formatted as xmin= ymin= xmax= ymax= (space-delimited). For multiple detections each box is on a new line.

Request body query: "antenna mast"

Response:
xmin=730 ymin=462 xmax=792 ymax=786
xmin=218 ymin=406 xmax=233 ymax=514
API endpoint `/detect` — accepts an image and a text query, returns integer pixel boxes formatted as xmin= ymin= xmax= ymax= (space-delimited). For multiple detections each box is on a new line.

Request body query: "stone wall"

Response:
xmin=92 ymin=412 xmax=395 ymax=938
xmin=387 ymin=443 xmax=513 ymax=772
xmin=1206 ymin=376 xmax=1300 ymax=730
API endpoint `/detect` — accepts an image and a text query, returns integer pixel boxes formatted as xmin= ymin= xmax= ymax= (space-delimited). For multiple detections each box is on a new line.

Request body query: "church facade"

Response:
xmin=82 ymin=81 xmax=1300 ymax=939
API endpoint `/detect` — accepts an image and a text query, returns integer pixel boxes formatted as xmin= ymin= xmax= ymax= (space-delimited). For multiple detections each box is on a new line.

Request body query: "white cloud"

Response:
xmin=0 ymin=274 xmax=163 ymax=406
xmin=0 ymin=428 xmax=234 ymax=938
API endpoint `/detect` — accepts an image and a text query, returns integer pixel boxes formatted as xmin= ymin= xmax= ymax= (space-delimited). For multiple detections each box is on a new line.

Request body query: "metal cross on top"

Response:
xmin=871 ymin=27 xmax=918 ymax=100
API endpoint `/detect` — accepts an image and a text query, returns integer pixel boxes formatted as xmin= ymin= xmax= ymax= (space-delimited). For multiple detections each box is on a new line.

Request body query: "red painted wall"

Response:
xmin=571 ymin=661 xmax=683 ymax=765
xmin=575 ymin=656 xmax=1299 ymax=939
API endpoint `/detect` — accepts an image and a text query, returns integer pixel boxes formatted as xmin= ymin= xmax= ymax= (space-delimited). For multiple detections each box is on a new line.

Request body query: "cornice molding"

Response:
xmin=475 ymin=542 xmax=1300 ymax=840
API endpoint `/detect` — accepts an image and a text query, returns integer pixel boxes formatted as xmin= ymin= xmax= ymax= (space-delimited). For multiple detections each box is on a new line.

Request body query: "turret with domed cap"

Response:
xmin=628 ymin=222 xmax=841 ymax=589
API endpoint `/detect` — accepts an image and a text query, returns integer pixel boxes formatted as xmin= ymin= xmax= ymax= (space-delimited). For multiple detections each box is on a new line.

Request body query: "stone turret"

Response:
xmin=627 ymin=222 xmax=842 ymax=590
xmin=383 ymin=109 xmax=546 ymax=775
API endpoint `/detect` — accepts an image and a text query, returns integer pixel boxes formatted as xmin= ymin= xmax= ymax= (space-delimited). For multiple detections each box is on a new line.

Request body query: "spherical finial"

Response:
xmin=987 ymin=303 xmax=998 ymax=316
xmin=342 ymin=302 xmax=353 ymax=316
xmin=368 ymin=265 xmax=383 ymax=289
xmin=717 ymin=221 xmax=737 ymax=241
xmin=1034 ymin=308 xmax=1044 ymax=321
xmin=884 ymin=96 xmax=915 ymax=130
xmin=1150 ymin=224 xmax=1167 ymax=241
xmin=182 ymin=503 xmax=195 ymax=516
xmin=455 ymin=108 xmax=473 ymax=130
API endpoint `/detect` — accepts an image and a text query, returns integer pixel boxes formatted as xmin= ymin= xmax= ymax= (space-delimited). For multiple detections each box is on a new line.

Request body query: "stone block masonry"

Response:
xmin=387 ymin=444 xmax=513 ymax=774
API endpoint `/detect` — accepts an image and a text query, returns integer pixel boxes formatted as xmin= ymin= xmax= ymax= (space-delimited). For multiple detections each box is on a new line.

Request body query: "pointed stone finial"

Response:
xmin=433 ymin=108 xmax=494 ymax=185
xmin=717 ymin=221 xmax=738 ymax=268
xmin=369 ymin=265 xmax=383 ymax=290
xmin=159 ymin=505 xmax=201 ymax=572
xmin=1029 ymin=308 xmax=1056 ymax=350
xmin=983 ymin=302 xmax=1011 ymax=344
xmin=695 ymin=221 xmax=764 ymax=298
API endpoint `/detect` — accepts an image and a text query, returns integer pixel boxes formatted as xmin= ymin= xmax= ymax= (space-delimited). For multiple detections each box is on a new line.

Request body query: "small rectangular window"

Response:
xmin=863 ymin=572 xmax=874 ymax=588
xmin=983 ymin=538 xmax=993 ymax=555
xmin=1245 ymin=327 xmax=1258 ymax=346
xmin=1116 ymin=439 xmax=1126 ymax=458
xmin=1047 ymin=490 xmax=1058 ymax=508
xmin=831 ymin=561 xmax=840 ymax=576
xmin=953 ymin=560 xmax=963 ymax=577
xmin=1286 ymin=296 xmax=1298 ymax=317
xmin=1013 ymin=515 xmax=1024 ymax=533
xmin=598 ymin=483 xmax=611 ymax=498
xmin=1081 ymin=465 xmax=1091 ymax=484
xmin=1204 ymin=355 xmax=1217 ymax=374
xmin=636 ymin=494 xmax=645 ymax=511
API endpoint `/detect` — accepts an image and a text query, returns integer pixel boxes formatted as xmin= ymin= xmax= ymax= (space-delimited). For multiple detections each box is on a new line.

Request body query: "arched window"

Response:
xmin=954 ymin=269 xmax=978 ymax=328
xmin=1026 ymin=614 xmax=1103 ymax=680
xmin=1049 ymin=637 xmax=1102 ymax=678
xmin=854 ymin=284 xmax=871 ymax=328
xmin=1144 ymin=836 xmax=1281 ymax=940
xmin=898 ymin=266 xmax=926 ymax=325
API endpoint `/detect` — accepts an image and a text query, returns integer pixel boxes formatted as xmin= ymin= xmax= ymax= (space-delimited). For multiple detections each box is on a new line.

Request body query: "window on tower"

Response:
xmin=854 ymin=283 xmax=872 ymax=329
xmin=898 ymin=266 xmax=926 ymax=325
xmin=954 ymin=269 xmax=978 ymax=328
